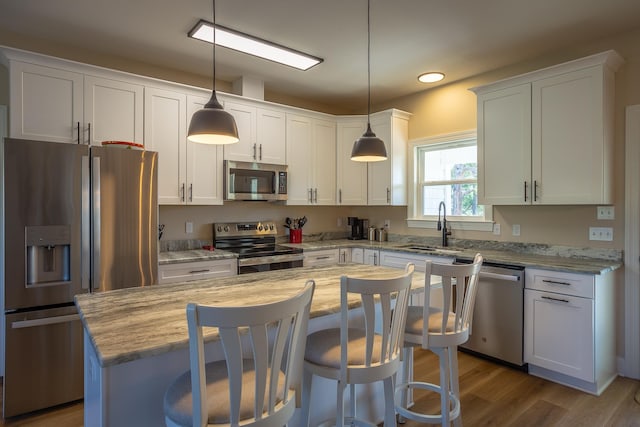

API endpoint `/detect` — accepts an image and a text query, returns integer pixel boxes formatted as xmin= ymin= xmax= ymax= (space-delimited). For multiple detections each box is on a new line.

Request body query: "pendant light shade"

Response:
xmin=187 ymin=0 xmax=239 ymax=145
xmin=351 ymin=0 xmax=386 ymax=162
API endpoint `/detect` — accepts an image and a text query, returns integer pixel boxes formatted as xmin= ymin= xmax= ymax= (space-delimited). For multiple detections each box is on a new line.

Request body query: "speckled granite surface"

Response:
xmin=160 ymin=237 xmax=621 ymax=275
xmin=75 ymin=264 xmax=425 ymax=368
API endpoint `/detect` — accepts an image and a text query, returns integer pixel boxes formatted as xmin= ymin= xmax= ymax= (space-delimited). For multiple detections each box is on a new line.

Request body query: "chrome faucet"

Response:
xmin=437 ymin=201 xmax=452 ymax=247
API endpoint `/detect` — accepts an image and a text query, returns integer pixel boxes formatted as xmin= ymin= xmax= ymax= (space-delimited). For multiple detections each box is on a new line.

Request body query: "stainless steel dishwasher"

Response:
xmin=459 ymin=261 xmax=526 ymax=368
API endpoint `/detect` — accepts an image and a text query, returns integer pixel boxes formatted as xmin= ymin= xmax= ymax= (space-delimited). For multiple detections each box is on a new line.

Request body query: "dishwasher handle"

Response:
xmin=479 ymin=271 xmax=521 ymax=282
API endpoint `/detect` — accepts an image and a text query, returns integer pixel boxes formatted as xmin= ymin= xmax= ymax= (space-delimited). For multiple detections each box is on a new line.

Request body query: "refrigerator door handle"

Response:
xmin=11 ymin=314 xmax=80 ymax=329
xmin=81 ymin=155 xmax=90 ymax=290
xmin=92 ymin=156 xmax=102 ymax=290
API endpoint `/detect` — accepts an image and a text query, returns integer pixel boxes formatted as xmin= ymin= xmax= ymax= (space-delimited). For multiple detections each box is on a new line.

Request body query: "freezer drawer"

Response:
xmin=4 ymin=305 xmax=84 ymax=417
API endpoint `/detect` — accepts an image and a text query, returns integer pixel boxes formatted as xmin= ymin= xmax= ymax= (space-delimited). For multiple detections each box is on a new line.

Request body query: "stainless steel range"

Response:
xmin=213 ymin=221 xmax=304 ymax=274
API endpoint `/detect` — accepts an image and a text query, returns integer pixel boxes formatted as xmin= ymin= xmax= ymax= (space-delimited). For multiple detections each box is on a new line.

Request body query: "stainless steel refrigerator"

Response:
xmin=1 ymin=138 xmax=158 ymax=418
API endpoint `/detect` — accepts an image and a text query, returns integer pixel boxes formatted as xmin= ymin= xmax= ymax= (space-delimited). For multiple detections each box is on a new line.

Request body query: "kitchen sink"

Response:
xmin=400 ymin=245 xmax=461 ymax=255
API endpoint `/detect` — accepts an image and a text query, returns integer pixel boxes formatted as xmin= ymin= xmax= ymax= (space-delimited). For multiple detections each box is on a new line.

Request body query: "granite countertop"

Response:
xmin=75 ymin=264 xmax=425 ymax=368
xmin=160 ymin=239 xmax=622 ymax=275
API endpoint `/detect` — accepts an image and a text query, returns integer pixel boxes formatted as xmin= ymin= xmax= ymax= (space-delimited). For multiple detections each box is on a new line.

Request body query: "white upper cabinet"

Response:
xmin=9 ymin=61 xmax=143 ymax=146
xmin=286 ymin=113 xmax=336 ymax=205
xmin=368 ymin=110 xmax=411 ymax=206
xmin=222 ymin=97 xmax=286 ymax=165
xmin=336 ymin=118 xmax=368 ymax=205
xmin=83 ymin=75 xmax=143 ymax=146
xmin=473 ymin=50 xmax=624 ymax=205
xmin=145 ymin=87 xmax=224 ymax=206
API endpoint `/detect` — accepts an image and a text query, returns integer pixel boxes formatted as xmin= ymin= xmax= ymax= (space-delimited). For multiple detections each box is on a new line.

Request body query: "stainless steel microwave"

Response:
xmin=224 ymin=160 xmax=288 ymax=201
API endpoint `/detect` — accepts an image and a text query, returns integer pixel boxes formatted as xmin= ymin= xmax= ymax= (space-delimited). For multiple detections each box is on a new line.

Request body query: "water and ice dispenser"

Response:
xmin=25 ymin=225 xmax=71 ymax=286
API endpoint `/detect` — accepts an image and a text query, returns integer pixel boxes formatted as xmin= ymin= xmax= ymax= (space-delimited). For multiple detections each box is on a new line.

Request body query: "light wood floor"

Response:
xmin=1 ymin=350 xmax=638 ymax=426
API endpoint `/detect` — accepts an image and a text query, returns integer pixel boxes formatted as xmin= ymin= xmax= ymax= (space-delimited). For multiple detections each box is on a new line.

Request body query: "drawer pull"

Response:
xmin=542 ymin=279 xmax=572 ymax=286
xmin=541 ymin=295 xmax=569 ymax=304
xmin=315 ymin=256 xmax=332 ymax=260
xmin=189 ymin=269 xmax=211 ymax=274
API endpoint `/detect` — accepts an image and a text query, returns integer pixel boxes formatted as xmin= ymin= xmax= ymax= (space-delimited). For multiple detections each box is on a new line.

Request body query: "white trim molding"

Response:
xmin=624 ymin=104 xmax=640 ymax=379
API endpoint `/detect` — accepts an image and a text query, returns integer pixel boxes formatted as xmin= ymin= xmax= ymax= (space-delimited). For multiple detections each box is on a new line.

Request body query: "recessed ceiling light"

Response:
xmin=188 ymin=20 xmax=323 ymax=71
xmin=418 ymin=72 xmax=445 ymax=83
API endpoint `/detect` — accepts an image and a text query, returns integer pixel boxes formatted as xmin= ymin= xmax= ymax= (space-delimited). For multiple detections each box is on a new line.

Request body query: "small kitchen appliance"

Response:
xmin=214 ymin=221 xmax=303 ymax=274
xmin=348 ymin=216 xmax=367 ymax=240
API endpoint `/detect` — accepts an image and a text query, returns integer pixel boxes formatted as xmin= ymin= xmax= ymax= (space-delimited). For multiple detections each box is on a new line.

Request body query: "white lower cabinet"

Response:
xmin=351 ymin=248 xmax=364 ymax=264
xmin=338 ymin=248 xmax=351 ymax=264
xmin=303 ymin=249 xmax=340 ymax=267
xmin=158 ymin=259 xmax=237 ymax=284
xmin=524 ymin=268 xmax=616 ymax=395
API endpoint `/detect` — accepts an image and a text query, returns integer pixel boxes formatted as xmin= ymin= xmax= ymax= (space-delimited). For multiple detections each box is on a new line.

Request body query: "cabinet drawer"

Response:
xmin=159 ymin=259 xmax=237 ymax=284
xmin=304 ymin=249 xmax=339 ymax=267
xmin=525 ymin=268 xmax=594 ymax=298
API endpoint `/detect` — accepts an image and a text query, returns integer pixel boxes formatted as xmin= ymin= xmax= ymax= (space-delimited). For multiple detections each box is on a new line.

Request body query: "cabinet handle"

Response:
xmin=180 ymin=183 xmax=185 ymax=202
xmin=189 ymin=183 xmax=193 ymax=202
xmin=189 ymin=269 xmax=211 ymax=274
xmin=316 ymin=256 xmax=331 ymax=260
xmin=308 ymin=188 xmax=313 ymax=203
xmin=339 ymin=189 xmax=342 ymax=204
xmin=542 ymin=279 xmax=571 ymax=286
xmin=253 ymin=143 xmax=257 ymax=160
xmin=259 ymin=144 xmax=263 ymax=161
xmin=374 ymin=253 xmax=378 ymax=265
xmin=341 ymin=252 xmax=345 ymax=263
xmin=541 ymin=295 xmax=569 ymax=304
xmin=77 ymin=121 xmax=81 ymax=144
xmin=314 ymin=188 xmax=318 ymax=203
xmin=387 ymin=188 xmax=390 ymax=204
xmin=88 ymin=122 xmax=91 ymax=146
xmin=534 ymin=180 xmax=538 ymax=202
xmin=524 ymin=181 xmax=528 ymax=202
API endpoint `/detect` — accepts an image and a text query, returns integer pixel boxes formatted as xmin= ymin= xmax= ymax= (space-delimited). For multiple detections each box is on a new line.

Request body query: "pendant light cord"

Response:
xmin=367 ymin=0 xmax=371 ymax=121
xmin=212 ymin=0 xmax=216 ymax=91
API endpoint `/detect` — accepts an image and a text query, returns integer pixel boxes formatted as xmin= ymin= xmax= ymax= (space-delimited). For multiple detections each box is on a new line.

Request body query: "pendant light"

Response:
xmin=351 ymin=0 xmax=387 ymax=162
xmin=187 ymin=0 xmax=239 ymax=145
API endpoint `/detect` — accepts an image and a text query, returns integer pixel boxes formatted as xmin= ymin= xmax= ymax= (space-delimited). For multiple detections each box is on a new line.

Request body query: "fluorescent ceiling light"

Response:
xmin=418 ymin=72 xmax=445 ymax=83
xmin=188 ymin=20 xmax=323 ymax=71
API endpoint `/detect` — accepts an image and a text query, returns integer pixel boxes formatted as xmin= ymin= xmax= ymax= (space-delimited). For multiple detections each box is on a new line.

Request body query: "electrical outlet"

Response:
xmin=512 ymin=224 xmax=521 ymax=236
xmin=384 ymin=219 xmax=391 ymax=229
xmin=589 ymin=227 xmax=613 ymax=241
xmin=492 ymin=223 xmax=501 ymax=235
xmin=337 ymin=217 xmax=343 ymax=227
xmin=185 ymin=221 xmax=193 ymax=234
xmin=597 ymin=206 xmax=615 ymax=220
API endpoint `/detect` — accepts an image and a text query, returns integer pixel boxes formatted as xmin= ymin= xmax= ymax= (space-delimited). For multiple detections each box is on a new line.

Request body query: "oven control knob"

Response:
xmin=224 ymin=226 xmax=230 ymax=232
xmin=258 ymin=225 xmax=263 ymax=231
xmin=269 ymin=224 xmax=274 ymax=230
xmin=216 ymin=226 xmax=222 ymax=232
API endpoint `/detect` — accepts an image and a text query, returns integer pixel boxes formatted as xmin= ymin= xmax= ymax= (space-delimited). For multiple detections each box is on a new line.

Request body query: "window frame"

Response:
xmin=407 ymin=130 xmax=493 ymax=232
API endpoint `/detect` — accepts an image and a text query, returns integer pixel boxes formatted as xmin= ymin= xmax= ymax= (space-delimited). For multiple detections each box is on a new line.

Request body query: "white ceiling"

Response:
xmin=1 ymin=0 xmax=639 ymax=112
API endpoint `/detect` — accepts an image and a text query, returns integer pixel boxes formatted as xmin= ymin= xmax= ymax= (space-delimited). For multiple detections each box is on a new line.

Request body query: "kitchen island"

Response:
xmin=75 ymin=263 xmax=426 ymax=427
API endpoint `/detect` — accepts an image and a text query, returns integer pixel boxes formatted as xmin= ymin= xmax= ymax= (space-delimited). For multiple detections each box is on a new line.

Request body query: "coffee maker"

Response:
xmin=347 ymin=216 xmax=362 ymax=240
xmin=347 ymin=217 xmax=369 ymax=240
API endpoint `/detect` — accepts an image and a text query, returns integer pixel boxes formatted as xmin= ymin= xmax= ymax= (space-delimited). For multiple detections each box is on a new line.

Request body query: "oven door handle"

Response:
xmin=479 ymin=271 xmax=520 ymax=282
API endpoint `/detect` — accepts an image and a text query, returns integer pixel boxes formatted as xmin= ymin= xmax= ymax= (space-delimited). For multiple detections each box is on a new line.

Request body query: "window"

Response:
xmin=407 ymin=131 xmax=492 ymax=231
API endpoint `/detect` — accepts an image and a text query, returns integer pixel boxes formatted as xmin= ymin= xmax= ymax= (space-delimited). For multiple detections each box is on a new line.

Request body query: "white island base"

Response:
xmin=83 ymin=311 xmax=393 ymax=427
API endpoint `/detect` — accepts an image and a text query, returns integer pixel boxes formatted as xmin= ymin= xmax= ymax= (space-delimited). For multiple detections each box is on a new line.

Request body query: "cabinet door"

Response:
xmin=337 ymin=120 xmax=368 ymax=205
xmin=257 ymin=108 xmax=286 ymax=164
xmin=524 ymin=289 xmax=594 ymax=382
xmin=144 ymin=87 xmax=186 ymax=205
xmin=367 ymin=117 xmax=392 ymax=205
xmin=223 ymin=100 xmax=257 ymax=162
xmin=10 ymin=61 xmax=83 ymax=143
xmin=285 ymin=114 xmax=313 ymax=205
xmin=83 ymin=76 xmax=144 ymax=146
xmin=186 ymin=95 xmax=224 ymax=205
xmin=351 ymin=248 xmax=364 ymax=264
xmin=312 ymin=119 xmax=337 ymax=205
xmin=363 ymin=249 xmax=379 ymax=265
xmin=477 ymin=84 xmax=532 ymax=205
xmin=338 ymin=248 xmax=351 ymax=264
xmin=532 ymin=66 xmax=609 ymax=204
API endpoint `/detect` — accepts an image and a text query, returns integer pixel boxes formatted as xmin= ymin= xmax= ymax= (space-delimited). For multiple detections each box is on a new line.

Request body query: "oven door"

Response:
xmin=237 ymin=254 xmax=303 ymax=274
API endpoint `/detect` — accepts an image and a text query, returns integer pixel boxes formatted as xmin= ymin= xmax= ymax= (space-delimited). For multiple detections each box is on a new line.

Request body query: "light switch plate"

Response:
xmin=185 ymin=221 xmax=193 ymax=234
xmin=512 ymin=224 xmax=521 ymax=236
xmin=589 ymin=227 xmax=613 ymax=241
xmin=492 ymin=223 xmax=501 ymax=235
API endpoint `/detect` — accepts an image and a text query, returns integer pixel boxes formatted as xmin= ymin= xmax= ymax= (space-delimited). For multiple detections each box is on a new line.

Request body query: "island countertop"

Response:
xmin=75 ymin=264 xmax=424 ymax=368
